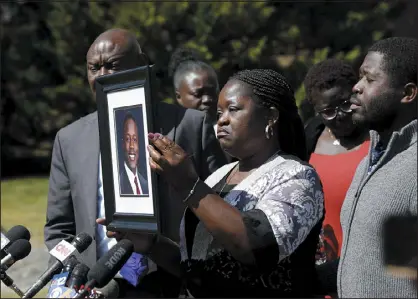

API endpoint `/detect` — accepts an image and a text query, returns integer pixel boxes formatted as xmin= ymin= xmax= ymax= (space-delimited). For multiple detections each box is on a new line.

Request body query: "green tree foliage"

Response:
xmin=1 ymin=0 xmax=407 ymax=174
xmin=2 ymin=1 xmax=112 ymax=162
xmin=112 ymin=1 xmax=404 ymax=105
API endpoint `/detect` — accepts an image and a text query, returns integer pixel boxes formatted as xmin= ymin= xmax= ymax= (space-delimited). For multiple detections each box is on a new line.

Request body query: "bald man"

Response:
xmin=44 ymin=29 xmax=227 ymax=297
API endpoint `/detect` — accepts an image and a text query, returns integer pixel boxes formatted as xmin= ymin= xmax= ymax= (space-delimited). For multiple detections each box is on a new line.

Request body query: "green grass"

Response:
xmin=1 ymin=177 xmax=49 ymax=246
xmin=1 ymin=177 xmax=49 ymax=298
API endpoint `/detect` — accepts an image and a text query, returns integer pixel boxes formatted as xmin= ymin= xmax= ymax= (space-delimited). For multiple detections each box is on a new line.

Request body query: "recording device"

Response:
xmin=66 ymin=263 xmax=89 ymax=290
xmin=384 ymin=215 xmax=417 ymax=279
xmin=1 ymin=269 xmax=25 ymax=297
xmin=1 ymin=239 xmax=32 ymax=270
xmin=22 ymin=232 xmax=93 ymax=298
xmin=1 ymin=225 xmax=31 ymax=258
xmin=74 ymin=239 xmax=134 ymax=298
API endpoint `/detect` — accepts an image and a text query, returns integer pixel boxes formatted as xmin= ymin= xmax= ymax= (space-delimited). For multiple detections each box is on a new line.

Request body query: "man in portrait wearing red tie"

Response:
xmin=119 ymin=112 xmax=149 ymax=196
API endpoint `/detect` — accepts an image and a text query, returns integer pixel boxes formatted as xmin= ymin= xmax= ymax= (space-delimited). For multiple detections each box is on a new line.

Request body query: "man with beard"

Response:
xmin=44 ymin=28 xmax=227 ymax=297
xmin=337 ymin=37 xmax=417 ymax=298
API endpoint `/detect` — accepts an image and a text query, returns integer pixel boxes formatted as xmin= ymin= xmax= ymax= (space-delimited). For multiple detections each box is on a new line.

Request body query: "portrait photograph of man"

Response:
xmin=115 ymin=106 xmax=149 ymax=197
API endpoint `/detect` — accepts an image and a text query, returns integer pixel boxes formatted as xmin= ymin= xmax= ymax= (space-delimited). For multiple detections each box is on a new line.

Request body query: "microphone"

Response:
xmin=46 ymin=285 xmax=78 ymax=298
xmin=1 ymin=225 xmax=31 ymax=257
xmin=60 ymin=255 xmax=79 ymax=275
xmin=95 ymin=279 xmax=119 ymax=298
xmin=48 ymin=256 xmax=79 ymax=289
xmin=1 ymin=270 xmax=25 ymax=297
xmin=46 ymin=260 xmax=81 ymax=299
xmin=66 ymin=263 xmax=89 ymax=290
xmin=1 ymin=239 xmax=32 ymax=270
xmin=1 ymin=232 xmax=10 ymax=251
xmin=22 ymin=232 xmax=92 ymax=298
xmin=74 ymin=239 xmax=134 ymax=298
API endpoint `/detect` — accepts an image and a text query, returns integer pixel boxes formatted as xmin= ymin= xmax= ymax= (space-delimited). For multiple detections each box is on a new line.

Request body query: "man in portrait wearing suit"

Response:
xmin=44 ymin=28 xmax=227 ymax=297
xmin=119 ymin=113 xmax=148 ymax=196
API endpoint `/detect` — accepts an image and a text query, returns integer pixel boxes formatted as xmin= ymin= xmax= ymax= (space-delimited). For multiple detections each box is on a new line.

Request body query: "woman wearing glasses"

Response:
xmin=303 ymin=59 xmax=369 ymax=296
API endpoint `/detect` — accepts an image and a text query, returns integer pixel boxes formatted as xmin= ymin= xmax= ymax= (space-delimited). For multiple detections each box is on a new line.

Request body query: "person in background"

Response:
xmin=337 ymin=37 xmax=417 ymax=298
xmin=304 ymin=59 xmax=370 ymax=261
xmin=303 ymin=59 xmax=370 ymax=297
xmin=101 ymin=69 xmax=325 ymax=298
xmin=168 ymin=47 xmax=219 ymax=133
xmin=44 ymin=28 xmax=227 ymax=298
xmin=299 ymin=97 xmax=316 ymax=124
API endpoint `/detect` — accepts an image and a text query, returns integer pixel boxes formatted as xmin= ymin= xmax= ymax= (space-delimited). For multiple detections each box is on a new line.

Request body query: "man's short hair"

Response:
xmin=368 ymin=37 xmax=417 ymax=86
xmin=123 ymin=112 xmax=137 ymax=126
xmin=122 ymin=112 xmax=138 ymax=140
xmin=304 ymin=58 xmax=358 ymax=102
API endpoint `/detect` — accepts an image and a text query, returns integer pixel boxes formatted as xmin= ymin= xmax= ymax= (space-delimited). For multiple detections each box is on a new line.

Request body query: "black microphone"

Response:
xmin=22 ymin=232 xmax=92 ymax=298
xmin=75 ymin=239 xmax=134 ymax=298
xmin=1 ymin=270 xmax=25 ymax=297
xmin=95 ymin=279 xmax=119 ymax=298
xmin=66 ymin=263 xmax=89 ymax=290
xmin=1 ymin=239 xmax=32 ymax=270
xmin=1 ymin=225 xmax=31 ymax=258
xmin=60 ymin=255 xmax=79 ymax=275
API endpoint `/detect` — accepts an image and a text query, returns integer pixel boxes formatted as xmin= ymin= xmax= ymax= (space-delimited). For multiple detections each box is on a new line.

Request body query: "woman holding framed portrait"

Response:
xmin=99 ymin=69 xmax=324 ymax=297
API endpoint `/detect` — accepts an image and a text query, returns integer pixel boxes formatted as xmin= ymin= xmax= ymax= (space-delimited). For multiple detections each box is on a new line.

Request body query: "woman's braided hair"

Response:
xmin=230 ymin=69 xmax=308 ymax=161
xmin=168 ymin=48 xmax=218 ymax=91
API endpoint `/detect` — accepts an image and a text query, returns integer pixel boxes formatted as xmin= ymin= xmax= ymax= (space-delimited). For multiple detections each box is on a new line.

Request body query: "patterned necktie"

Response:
xmin=134 ymin=176 xmax=141 ymax=195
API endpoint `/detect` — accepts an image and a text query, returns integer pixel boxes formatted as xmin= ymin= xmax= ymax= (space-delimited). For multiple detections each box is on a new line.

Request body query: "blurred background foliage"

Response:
xmin=1 ymin=0 xmax=413 ymax=177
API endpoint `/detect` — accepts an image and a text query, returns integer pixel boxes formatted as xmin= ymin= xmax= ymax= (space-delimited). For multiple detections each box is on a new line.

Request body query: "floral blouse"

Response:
xmin=179 ymin=154 xmax=325 ymax=297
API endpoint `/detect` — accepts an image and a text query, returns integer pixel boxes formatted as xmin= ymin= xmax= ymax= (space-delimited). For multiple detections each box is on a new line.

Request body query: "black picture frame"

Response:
xmin=95 ymin=65 xmax=160 ymax=234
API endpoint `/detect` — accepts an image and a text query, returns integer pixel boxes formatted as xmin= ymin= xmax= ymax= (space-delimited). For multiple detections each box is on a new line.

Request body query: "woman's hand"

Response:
xmin=147 ymin=133 xmax=199 ymax=193
xmin=96 ymin=218 xmax=156 ymax=254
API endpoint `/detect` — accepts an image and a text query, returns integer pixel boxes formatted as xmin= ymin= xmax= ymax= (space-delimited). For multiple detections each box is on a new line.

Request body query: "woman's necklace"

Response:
xmin=218 ymin=164 xmax=239 ymax=195
xmin=218 ymin=150 xmax=281 ymax=194
xmin=328 ymin=128 xmax=341 ymax=146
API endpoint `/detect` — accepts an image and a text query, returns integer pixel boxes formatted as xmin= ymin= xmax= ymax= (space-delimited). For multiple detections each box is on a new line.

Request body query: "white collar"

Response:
xmin=124 ymin=162 xmax=138 ymax=181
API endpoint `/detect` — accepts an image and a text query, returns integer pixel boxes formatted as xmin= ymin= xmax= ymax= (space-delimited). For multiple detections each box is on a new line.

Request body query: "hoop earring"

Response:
xmin=265 ymin=125 xmax=274 ymax=139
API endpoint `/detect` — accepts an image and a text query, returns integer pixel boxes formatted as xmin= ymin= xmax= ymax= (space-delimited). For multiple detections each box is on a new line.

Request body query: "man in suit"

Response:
xmin=119 ymin=113 xmax=148 ymax=195
xmin=44 ymin=28 xmax=227 ymax=297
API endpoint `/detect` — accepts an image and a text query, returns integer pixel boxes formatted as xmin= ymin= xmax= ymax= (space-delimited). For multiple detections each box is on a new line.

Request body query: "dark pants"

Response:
xmin=115 ymin=269 xmax=182 ymax=298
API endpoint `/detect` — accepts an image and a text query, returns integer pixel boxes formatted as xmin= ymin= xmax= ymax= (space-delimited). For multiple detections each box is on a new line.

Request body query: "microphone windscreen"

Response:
xmin=87 ymin=239 xmax=134 ymax=287
xmin=6 ymin=225 xmax=31 ymax=242
xmin=95 ymin=279 xmax=120 ymax=298
xmin=7 ymin=239 xmax=31 ymax=260
xmin=72 ymin=263 xmax=90 ymax=277
xmin=63 ymin=255 xmax=79 ymax=269
xmin=71 ymin=233 xmax=93 ymax=253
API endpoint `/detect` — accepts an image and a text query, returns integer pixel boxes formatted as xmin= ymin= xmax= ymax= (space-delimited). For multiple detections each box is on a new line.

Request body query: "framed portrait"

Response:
xmin=95 ymin=65 xmax=160 ymax=234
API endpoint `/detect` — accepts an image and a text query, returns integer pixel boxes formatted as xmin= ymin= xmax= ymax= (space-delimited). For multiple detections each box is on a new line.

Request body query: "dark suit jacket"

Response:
xmin=44 ymin=102 xmax=227 ymax=269
xmin=119 ymin=167 xmax=149 ymax=195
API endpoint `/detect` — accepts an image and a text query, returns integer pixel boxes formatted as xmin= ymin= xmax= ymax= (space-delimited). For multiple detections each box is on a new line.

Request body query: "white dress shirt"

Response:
xmin=96 ymin=154 xmax=117 ymax=259
xmin=123 ymin=162 xmax=143 ymax=195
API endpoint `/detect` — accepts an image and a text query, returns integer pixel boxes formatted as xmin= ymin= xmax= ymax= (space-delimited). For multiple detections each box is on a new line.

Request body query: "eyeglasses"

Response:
xmin=317 ymin=100 xmax=352 ymax=120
